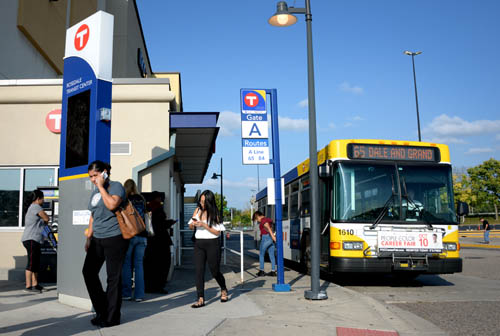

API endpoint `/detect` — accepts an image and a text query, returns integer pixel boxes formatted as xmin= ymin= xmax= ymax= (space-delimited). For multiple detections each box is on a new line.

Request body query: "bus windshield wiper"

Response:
xmin=370 ymin=174 xmax=396 ymax=230
xmin=401 ymin=177 xmax=433 ymax=230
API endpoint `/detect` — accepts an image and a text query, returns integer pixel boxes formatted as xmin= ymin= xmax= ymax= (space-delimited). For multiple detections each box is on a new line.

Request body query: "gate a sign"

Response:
xmin=240 ymin=89 xmax=270 ymax=164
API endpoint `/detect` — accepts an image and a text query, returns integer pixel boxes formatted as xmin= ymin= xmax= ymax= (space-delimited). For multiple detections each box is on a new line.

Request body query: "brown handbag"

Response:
xmin=116 ymin=200 xmax=146 ymax=239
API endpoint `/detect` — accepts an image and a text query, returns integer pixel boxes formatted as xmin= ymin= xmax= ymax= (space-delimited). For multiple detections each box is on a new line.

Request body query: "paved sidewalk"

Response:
xmin=0 ymin=254 xmax=446 ymax=336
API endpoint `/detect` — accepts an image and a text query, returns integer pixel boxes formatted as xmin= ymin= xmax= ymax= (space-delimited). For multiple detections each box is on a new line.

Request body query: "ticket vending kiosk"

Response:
xmin=57 ymin=12 xmax=114 ymax=309
xmin=37 ymin=186 xmax=59 ymax=283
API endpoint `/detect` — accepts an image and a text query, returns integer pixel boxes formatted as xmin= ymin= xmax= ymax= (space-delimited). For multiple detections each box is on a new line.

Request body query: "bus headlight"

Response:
xmin=343 ymin=242 xmax=364 ymax=250
xmin=444 ymin=243 xmax=457 ymax=251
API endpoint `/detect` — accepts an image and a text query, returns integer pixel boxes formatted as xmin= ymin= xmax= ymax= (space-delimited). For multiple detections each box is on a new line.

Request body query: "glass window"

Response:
xmin=333 ymin=163 xmax=398 ymax=222
xmin=398 ymin=165 xmax=457 ymax=224
xmin=282 ymin=185 xmax=289 ymax=220
xmin=259 ymin=198 xmax=267 ymax=215
xmin=0 ymin=169 xmax=21 ymax=227
xmin=290 ymin=193 xmax=299 ymax=218
xmin=301 ymin=188 xmax=310 ymax=217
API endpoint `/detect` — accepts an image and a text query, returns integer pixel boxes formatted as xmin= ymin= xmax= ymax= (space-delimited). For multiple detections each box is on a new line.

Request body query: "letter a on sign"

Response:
xmin=241 ymin=120 xmax=268 ymax=138
xmin=249 ymin=123 xmax=261 ymax=136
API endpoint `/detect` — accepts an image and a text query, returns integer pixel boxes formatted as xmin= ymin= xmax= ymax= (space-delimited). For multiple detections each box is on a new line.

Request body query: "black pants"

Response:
xmin=23 ymin=240 xmax=41 ymax=272
xmin=144 ymin=237 xmax=171 ymax=293
xmin=82 ymin=235 xmax=129 ymax=324
xmin=194 ymin=238 xmax=227 ymax=299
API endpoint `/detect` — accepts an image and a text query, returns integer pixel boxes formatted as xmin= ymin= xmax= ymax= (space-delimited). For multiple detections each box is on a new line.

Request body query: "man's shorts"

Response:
xmin=23 ymin=240 xmax=41 ymax=272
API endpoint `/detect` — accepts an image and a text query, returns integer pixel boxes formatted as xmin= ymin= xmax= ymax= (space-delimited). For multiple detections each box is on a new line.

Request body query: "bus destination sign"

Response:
xmin=347 ymin=144 xmax=439 ymax=162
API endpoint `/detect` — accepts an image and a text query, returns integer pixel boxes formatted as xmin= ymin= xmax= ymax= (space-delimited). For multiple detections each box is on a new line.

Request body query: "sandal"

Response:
xmin=220 ymin=290 xmax=228 ymax=303
xmin=191 ymin=298 xmax=205 ymax=308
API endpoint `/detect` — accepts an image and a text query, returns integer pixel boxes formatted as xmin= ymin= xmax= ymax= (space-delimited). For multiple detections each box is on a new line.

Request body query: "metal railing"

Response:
xmin=178 ymin=229 xmax=245 ymax=283
xmin=223 ymin=230 xmax=244 ymax=283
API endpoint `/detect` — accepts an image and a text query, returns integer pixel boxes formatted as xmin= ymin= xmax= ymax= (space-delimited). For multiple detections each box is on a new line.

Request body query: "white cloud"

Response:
xmin=278 ymin=116 xmax=308 ymax=131
xmin=343 ymin=122 xmax=353 ymax=127
xmin=298 ymin=99 xmax=308 ymax=108
xmin=328 ymin=123 xmax=336 ymax=129
xmin=425 ymin=137 xmax=467 ymax=144
xmin=352 ymin=116 xmax=364 ymax=121
xmin=196 ymin=176 xmax=258 ymax=190
xmin=465 ymin=148 xmax=494 ymax=154
xmin=339 ymin=82 xmax=364 ymax=94
xmin=425 ymin=114 xmax=500 ymax=137
xmin=218 ymin=110 xmax=241 ymax=136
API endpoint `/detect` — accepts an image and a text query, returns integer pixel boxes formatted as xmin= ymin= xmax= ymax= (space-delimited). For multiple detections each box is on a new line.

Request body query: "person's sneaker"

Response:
xmin=267 ymin=271 xmax=277 ymax=277
xmin=122 ymin=296 xmax=132 ymax=300
xmin=256 ymin=270 xmax=266 ymax=277
xmin=34 ymin=285 xmax=44 ymax=293
xmin=134 ymin=298 xmax=144 ymax=302
xmin=23 ymin=286 xmax=33 ymax=293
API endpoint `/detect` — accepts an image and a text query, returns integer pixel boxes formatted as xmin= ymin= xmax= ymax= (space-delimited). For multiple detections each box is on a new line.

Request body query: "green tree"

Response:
xmin=467 ymin=158 xmax=500 ymax=220
xmin=214 ymin=193 xmax=229 ymax=221
xmin=453 ymin=173 xmax=476 ymax=208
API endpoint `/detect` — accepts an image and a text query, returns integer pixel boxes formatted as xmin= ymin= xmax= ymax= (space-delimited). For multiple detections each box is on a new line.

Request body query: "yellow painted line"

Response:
xmin=461 ymin=243 xmax=500 ymax=249
xmin=59 ymin=173 xmax=89 ymax=181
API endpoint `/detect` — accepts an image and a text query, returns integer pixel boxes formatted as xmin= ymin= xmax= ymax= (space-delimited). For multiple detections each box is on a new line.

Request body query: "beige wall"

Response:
xmin=0 ymin=80 xmax=174 ymax=168
xmin=0 ymin=83 xmax=61 ymax=165
xmin=0 ymin=232 xmax=27 ymax=270
xmin=0 ymin=79 xmax=176 ymax=274
xmin=154 ymin=73 xmax=183 ymax=112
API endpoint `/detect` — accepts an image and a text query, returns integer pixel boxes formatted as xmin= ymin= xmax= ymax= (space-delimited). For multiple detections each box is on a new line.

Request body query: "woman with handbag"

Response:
xmin=83 ymin=160 xmax=129 ymax=328
xmin=121 ymin=179 xmax=148 ymax=302
xmin=188 ymin=190 xmax=228 ymax=308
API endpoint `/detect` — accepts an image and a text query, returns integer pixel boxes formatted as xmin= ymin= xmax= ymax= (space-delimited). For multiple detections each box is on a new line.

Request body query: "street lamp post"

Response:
xmin=211 ymin=157 xmax=223 ymax=222
xmin=404 ymin=50 xmax=422 ymax=142
xmin=269 ymin=0 xmax=327 ymax=300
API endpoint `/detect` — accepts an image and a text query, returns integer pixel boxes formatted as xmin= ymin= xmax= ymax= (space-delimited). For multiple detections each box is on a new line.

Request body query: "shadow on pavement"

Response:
xmin=0 ymin=313 xmax=92 ymax=336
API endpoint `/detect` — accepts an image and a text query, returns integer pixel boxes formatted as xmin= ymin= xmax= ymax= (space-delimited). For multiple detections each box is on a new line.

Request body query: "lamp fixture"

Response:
xmin=268 ymin=1 xmax=298 ymax=27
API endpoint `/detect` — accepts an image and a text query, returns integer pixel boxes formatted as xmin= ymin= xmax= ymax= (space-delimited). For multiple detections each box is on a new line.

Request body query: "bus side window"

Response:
xmin=283 ymin=185 xmax=289 ymax=220
xmin=290 ymin=193 xmax=299 ymax=218
xmin=260 ymin=197 xmax=267 ymax=216
xmin=301 ymin=187 xmax=310 ymax=217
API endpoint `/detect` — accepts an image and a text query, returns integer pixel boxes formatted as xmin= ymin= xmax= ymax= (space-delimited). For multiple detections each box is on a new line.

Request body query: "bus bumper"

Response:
xmin=329 ymin=257 xmax=463 ymax=274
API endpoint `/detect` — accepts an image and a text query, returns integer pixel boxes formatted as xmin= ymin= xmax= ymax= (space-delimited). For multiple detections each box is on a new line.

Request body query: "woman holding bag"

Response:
xmin=121 ymin=179 xmax=148 ymax=302
xmin=188 ymin=190 xmax=228 ymax=308
xmin=83 ymin=160 xmax=129 ymax=328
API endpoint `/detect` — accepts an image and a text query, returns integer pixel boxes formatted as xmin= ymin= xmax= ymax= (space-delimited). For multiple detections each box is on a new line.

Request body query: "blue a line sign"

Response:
xmin=241 ymin=89 xmax=270 ymax=164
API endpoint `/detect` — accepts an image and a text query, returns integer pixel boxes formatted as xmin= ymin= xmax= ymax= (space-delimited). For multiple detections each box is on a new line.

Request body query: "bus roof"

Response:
xmin=256 ymin=139 xmax=450 ymax=201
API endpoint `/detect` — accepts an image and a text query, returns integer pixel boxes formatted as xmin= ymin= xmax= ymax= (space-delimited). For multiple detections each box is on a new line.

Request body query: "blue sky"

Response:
xmin=137 ymin=0 xmax=500 ymax=209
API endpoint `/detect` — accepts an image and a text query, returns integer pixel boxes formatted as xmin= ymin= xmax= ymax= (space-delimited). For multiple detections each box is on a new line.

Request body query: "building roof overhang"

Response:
xmin=170 ymin=112 xmax=220 ymax=184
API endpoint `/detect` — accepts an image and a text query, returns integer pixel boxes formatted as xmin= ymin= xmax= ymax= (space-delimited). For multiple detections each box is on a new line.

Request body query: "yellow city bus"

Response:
xmin=256 ymin=139 xmax=462 ymax=276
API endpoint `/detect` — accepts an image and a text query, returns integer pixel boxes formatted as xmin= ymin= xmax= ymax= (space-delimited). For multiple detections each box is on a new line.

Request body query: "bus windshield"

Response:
xmin=332 ymin=162 xmax=457 ymax=224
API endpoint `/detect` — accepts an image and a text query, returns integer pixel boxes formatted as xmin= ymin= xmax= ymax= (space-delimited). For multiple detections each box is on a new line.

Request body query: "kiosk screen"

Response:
xmin=65 ymin=90 xmax=90 ymax=169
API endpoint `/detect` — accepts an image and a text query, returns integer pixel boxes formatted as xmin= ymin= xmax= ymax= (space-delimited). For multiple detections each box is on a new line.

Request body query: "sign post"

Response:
xmin=57 ymin=11 xmax=114 ymax=309
xmin=240 ymin=89 xmax=290 ymax=292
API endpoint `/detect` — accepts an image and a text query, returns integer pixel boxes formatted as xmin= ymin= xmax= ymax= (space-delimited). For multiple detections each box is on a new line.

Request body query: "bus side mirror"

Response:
xmin=457 ymin=201 xmax=469 ymax=216
xmin=319 ymin=164 xmax=332 ymax=179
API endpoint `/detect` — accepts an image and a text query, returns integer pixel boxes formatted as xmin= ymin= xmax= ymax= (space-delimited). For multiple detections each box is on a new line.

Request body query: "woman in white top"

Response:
xmin=188 ymin=190 xmax=228 ymax=308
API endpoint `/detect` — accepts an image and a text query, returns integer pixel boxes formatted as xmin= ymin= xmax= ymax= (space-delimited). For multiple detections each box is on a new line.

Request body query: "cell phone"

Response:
xmin=101 ymin=171 xmax=108 ymax=180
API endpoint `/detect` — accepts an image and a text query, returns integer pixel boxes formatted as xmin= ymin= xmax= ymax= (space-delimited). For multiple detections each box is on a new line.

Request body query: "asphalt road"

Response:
xmin=228 ymin=231 xmax=500 ymax=335
xmin=335 ymin=247 xmax=500 ymax=336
